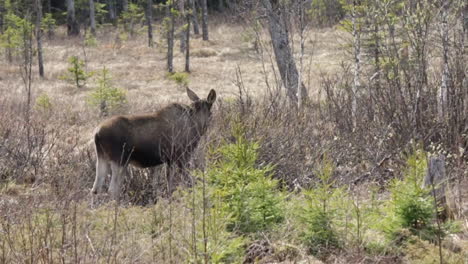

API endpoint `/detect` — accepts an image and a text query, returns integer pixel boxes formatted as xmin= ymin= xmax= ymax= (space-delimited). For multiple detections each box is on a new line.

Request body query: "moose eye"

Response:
xmin=195 ymin=102 xmax=203 ymax=110
xmin=195 ymin=101 xmax=211 ymax=111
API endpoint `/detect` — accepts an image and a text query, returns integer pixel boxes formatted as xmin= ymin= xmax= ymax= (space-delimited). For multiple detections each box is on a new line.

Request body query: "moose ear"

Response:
xmin=186 ymin=87 xmax=200 ymax=101
xmin=207 ymin=89 xmax=217 ymax=105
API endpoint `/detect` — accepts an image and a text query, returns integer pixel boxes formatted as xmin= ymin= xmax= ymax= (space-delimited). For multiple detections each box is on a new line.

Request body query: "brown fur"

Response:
xmin=91 ymin=88 xmax=216 ymax=198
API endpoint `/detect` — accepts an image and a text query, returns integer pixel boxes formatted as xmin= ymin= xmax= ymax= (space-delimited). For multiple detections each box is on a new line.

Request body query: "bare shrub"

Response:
xmin=0 ymin=97 xmax=55 ymax=184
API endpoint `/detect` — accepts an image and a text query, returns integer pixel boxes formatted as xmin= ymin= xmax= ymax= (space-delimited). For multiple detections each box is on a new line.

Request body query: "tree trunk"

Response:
xmin=369 ymin=23 xmax=379 ymax=123
xmin=122 ymin=0 xmax=128 ymax=12
xmin=66 ymin=0 xmax=80 ymax=36
xmin=424 ymin=155 xmax=450 ymax=220
xmin=107 ymin=0 xmax=117 ymax=26
xmin=201 ymin=0 xmax=208 ymax=40
xmin=351 ymin=0 xmax=361 ymax=129
xmin=167 ymin=2 xmax=175 ymax=73
xmin=89 ymin=0 xmax=96 ymax=36
xmin=122 ymin=0 xmax=129 ymax=32
xmin=218 ymin=0 xmax=224 ymax=11
xmin=185 ymin=10 xmax=191 ymax=72
xmin=261 ymin=0 xmax=307 ymax=104
xmin=424 ymin=155 xmax=447 ymax=260
xmin=225 ymin=0 xmax=235 ymax=10
xmin=45 ymin=0 xmax=54 ymax=39
xmin=439 ymin=0 xmax=450 ymax=122
xmin=6 ymin=34 xmax=12 ymax=63
xmin=297 ymin=0 xmax=306 ymax=109
xmin=179 ymin=0 xmax=186 ymax=53
xmin=146 ymin=0 xmax=153 ymax=47
xmin=462 ymin=0 xmax=468 ymax=118
xmin=190 ymin=0 xmax=200 ymax=35
xmin=35 ymin=0 xmax=44 ymax=77
xmin=0 ymin=2 xmax=4 ymax=34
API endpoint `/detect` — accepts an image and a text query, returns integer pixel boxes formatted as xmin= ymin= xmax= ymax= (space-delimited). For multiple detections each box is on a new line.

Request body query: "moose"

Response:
xmin=91 ymin=88 xmax=217 ymax=200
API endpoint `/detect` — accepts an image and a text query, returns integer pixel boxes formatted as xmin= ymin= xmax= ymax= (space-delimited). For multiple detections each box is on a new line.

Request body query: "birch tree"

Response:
xmin=261 ymin=0 xmax=308 ymax=104
xmin=296 ymin=0 xmax=307 ymax=108
xmin=166 ymin=0 xmax=175 ymax=72
xmin=351 ymin=0 xmax=362 ymax=129
xmin=461 ymin=1 xmax=467 ymax=115
xmin=35 ymin=0 xmax=44 ymax=77
xmin=438 ymin=0 xmax=450 ymax=122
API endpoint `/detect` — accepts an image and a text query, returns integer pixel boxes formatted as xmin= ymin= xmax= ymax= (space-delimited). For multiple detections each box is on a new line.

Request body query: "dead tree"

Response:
xmin=424 ymin=155 xmax=447 ymax=263
xmin=424 ymin=156 xmax=447 ymax=207
xmin=261 ymin=0 xmax=308 ymax=104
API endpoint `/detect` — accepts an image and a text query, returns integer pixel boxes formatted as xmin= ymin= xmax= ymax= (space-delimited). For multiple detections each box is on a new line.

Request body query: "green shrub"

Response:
xmin=0 ymin=11 xmax=34 ymax=61
xmin=177 ymin=180 xmax=246 ymax=264
xmin=191 ymin=48 xmax=218 ymax=58
xmin=404 ymin=236 xmax=467 ymax=264
xmin=84 ymin=31 xmax=98 ymax=47
xmin=61 ymin=56 xmax=91 ymax=88
xmin=167 ymin=72 xmax=189 ymax=88
xmin=87 ymin=67 xmax=127 ymax=116
xmin=347 ymin=185 xmax=388 ymax=255
xmin=298 ymin=156 xmax=342 ymax=256
xmin=35 ymin=93 xmax=52 ymax=112
xmin=41 ymin=13 xmax=56 ymax=34
xmin=382 ymin=149 xmax=449 ymax=243
xmin=308 ymin=0 xmax=345 ymax=27
xmin=120 ymin=3 xmax=144 ymax=35
xmin=207 ymin=123 xmax=284 ymax=234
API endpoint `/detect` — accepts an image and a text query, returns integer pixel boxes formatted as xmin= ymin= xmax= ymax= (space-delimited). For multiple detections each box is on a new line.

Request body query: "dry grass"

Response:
xmin=1 ymin=18 xmax=467 ymax=263
xmin=0 ymin=20 xmax=345 ymax=147
xmin=0 ymin=21 xmax=346 ymax=263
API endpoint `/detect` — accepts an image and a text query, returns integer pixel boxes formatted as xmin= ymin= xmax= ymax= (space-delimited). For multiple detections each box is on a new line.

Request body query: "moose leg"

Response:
xmin=92 ymin=157 xmax=110 ymax=194
xmin=165 ymin=164 xmax=174 ymax=197
xmin=176 ymin=156 xmax=192 ymax=187
xmin=109 ymin=161 xmax=124 ymax=200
